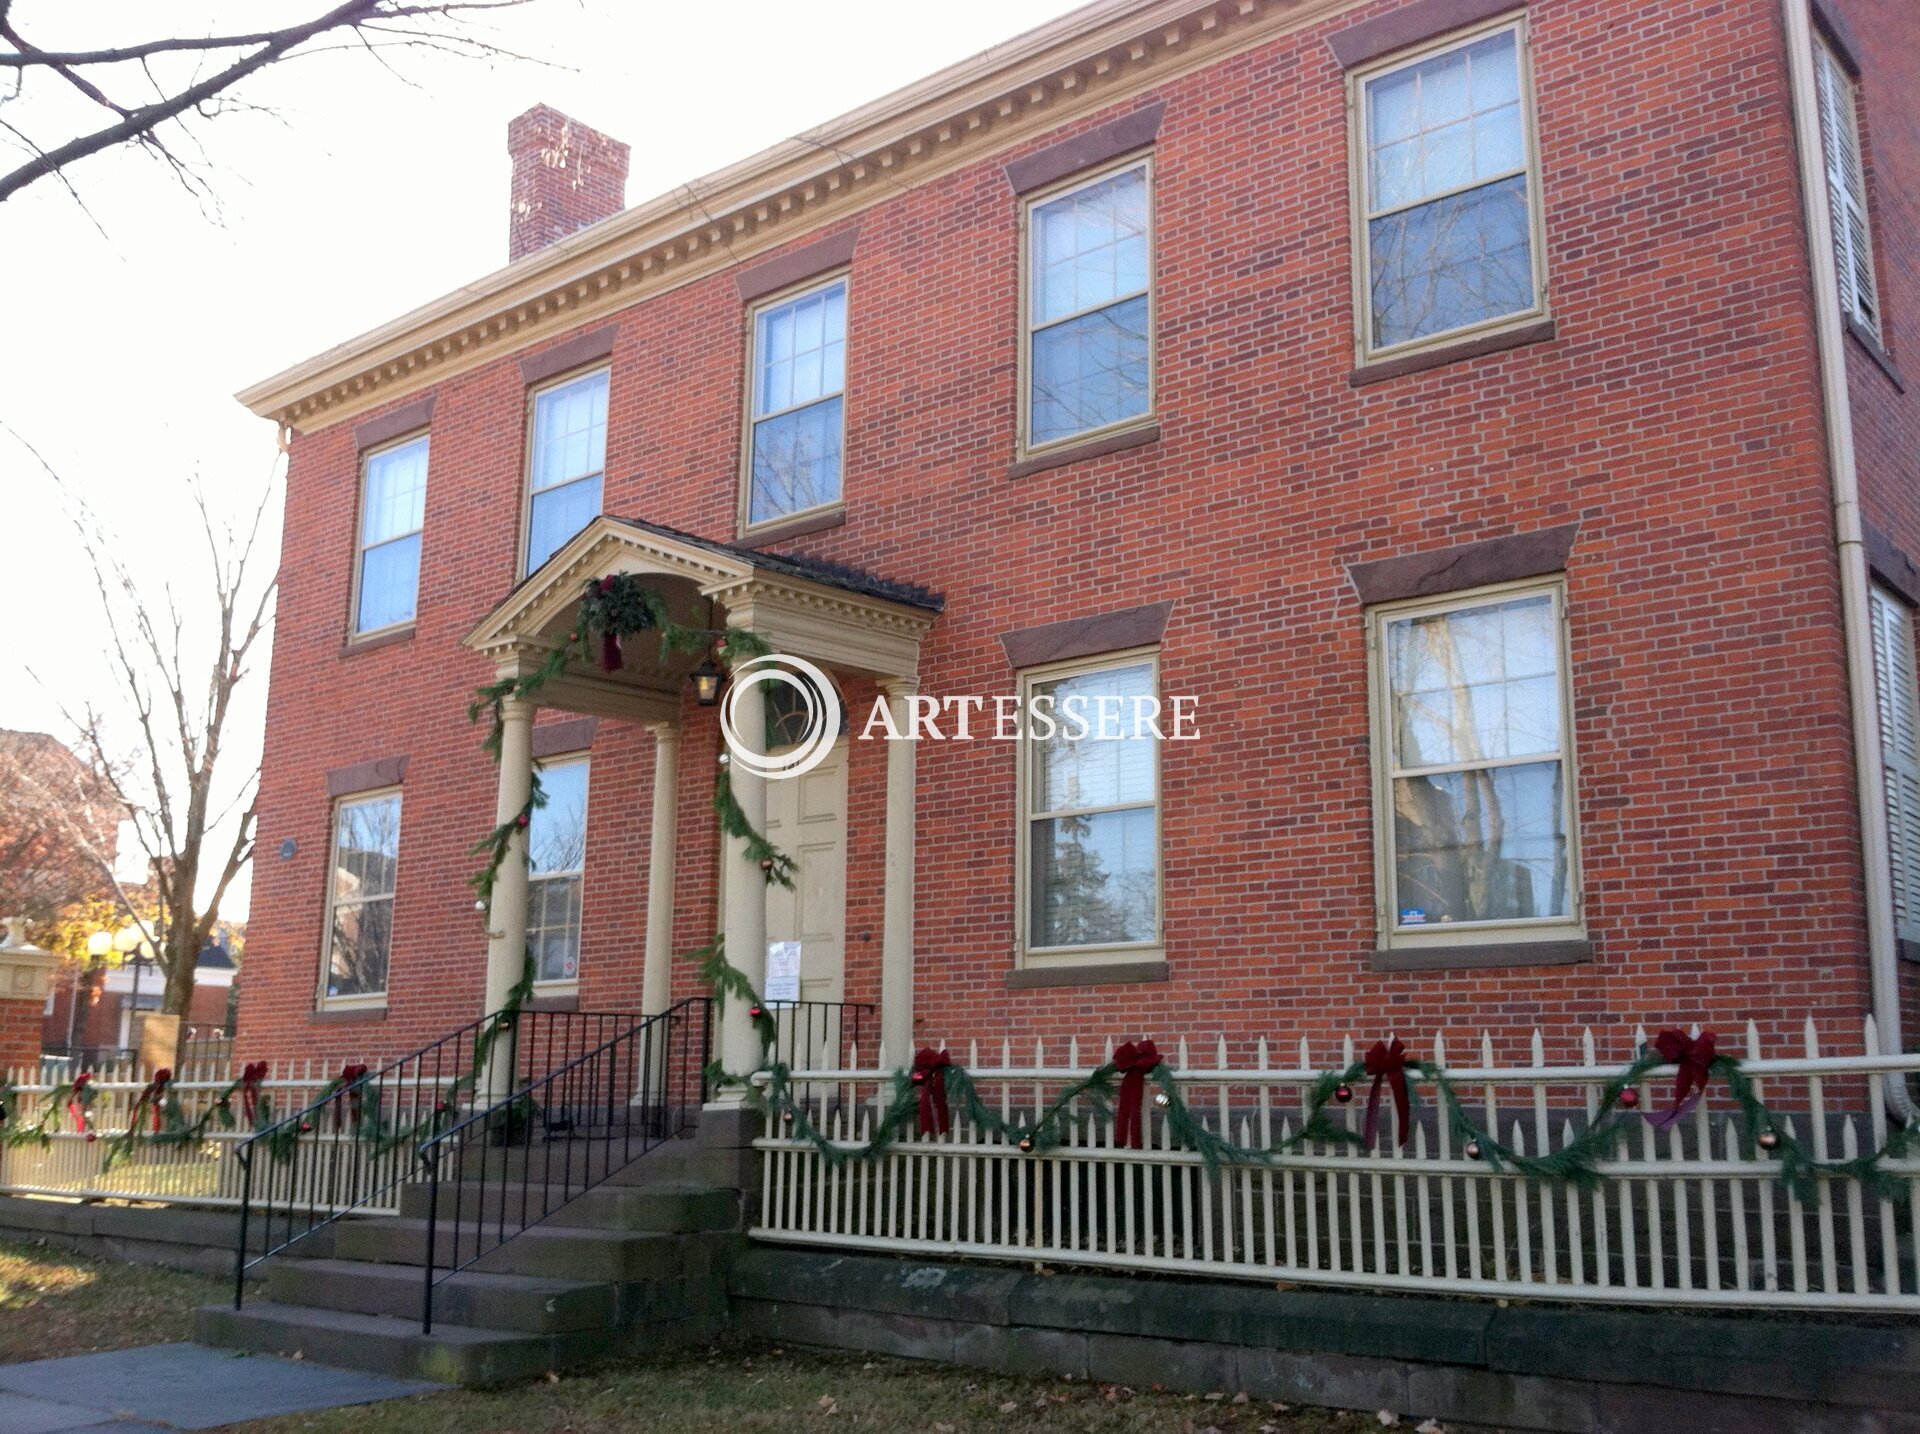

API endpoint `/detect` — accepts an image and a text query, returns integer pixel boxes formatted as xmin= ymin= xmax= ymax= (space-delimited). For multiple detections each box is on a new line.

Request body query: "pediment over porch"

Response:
xmin=462 ymin=515 xmax=943 ymax=722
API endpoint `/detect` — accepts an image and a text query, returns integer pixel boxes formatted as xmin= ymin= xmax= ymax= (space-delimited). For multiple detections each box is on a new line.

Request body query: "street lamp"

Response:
xmin=114 ymin=924 xmax=153 ymax=1055
xmin=66 ymin=929 xmax=116 ymax=1052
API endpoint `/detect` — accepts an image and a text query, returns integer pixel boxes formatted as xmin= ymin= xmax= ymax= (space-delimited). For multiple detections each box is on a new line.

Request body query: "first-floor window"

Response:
xmin=1020 ymin=653 xmax=1161 ymax=959
xmin=1870 ymin=586 xmax=1920 ymax=946
xmin=529 ymin=757 xmax=589 ymax=985
xmin=323 ymin=790 xmax=401 ymax=1002
xmin=1371 ymin=580 xmax=1579 ymax=946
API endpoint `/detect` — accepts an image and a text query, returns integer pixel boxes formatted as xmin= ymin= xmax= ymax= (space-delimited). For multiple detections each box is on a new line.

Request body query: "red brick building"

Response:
xmin=233 ymin=0 xmax=1920 ymax=1080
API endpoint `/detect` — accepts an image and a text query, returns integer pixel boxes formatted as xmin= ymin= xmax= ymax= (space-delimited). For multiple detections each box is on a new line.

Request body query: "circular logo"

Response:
xmin=719 ymin=653 xmax=842 ymax=781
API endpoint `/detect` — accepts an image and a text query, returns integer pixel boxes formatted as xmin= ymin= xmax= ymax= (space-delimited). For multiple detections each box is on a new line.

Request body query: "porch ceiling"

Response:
xmin=463 ymin=516 xmax=942 ymax=714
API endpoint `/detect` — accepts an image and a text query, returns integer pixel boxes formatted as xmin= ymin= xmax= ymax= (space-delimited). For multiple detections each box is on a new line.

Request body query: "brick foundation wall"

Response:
xmin=239 ymin=0 xmax=1879 ymax=1070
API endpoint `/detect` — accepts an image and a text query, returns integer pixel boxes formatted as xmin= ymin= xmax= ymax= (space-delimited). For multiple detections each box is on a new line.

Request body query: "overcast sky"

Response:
xmin=0 ymin=0 xmax=1083 ymax=917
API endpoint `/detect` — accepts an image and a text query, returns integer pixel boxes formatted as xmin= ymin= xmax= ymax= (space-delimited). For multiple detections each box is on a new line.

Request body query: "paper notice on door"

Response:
xmin=765 ymin=940 xmax=802 ymax=1005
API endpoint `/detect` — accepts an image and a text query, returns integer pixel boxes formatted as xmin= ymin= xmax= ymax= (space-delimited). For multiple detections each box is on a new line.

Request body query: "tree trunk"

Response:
xmin=162 ymin=927 xmax=197 ymax=1066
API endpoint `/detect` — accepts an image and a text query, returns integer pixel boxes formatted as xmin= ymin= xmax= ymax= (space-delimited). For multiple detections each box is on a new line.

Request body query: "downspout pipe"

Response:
xmin=1780 ymin=0 xmax=1917 ymax=1120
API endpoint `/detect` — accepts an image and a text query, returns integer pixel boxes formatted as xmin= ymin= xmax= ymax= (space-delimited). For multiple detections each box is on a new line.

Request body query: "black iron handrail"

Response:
xmin=416 ymin=996 xmax=713 ymax=1331
xmin=230 ymin=1008 xmax=647 ymax=1310
xmin=765 ymin=999 xmax=874 ymax=1071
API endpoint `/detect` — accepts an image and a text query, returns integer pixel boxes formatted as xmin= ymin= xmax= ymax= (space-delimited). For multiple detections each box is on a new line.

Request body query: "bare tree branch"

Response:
xmin=0 ymin=0 xmax=543 ymax=206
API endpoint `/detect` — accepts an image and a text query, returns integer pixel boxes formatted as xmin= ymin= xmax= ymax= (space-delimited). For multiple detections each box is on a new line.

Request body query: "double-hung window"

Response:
xmin=1370 ymin=581 xmax=1580 ymax=949
xmin=1020 ymin=654 xmax=1161 ymax=962
xmin=322 ymin=790 xmax=401 ymax=1004
xmin=1813 ymin=37 xmax=1881 ymax=337
xmin=746 ymin=278 xmax=847 ymax=529
xmin=1869 ymin=587 xmax=1920 ymax=947
xmin=1353 ymin=19 xmax=1546 ymax=359
xmin=528 ymin=757 xmax=590 ymax=987
xmin=354 ymin=435 xmax=427 ymax=635
xmin=1023 ymin=160 xmax=1153 ymax=452
xmin=524 ymin=368 xmax=608 ymax=574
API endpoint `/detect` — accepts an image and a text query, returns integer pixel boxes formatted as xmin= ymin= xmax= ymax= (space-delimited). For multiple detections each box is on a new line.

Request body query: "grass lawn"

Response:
xmin=0 ymin=1237 xmax=230 ymax=1363
xmin=233 ymin=1341 xmax=1429 ymax=1433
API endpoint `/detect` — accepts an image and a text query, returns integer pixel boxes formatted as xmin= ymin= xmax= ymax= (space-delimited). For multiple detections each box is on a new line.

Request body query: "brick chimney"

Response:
xmin=507 ymin=104 xmax=631 ymax=262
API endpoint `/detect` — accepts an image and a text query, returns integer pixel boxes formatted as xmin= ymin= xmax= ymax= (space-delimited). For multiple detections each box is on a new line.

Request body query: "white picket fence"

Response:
xmin=0 ymin=1057 xmax=402 ymax=1211
xmin=752 ymin=1018 xmax=1920 ymax=1312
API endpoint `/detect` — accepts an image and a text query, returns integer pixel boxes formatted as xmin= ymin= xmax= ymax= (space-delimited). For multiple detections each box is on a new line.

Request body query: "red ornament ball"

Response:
xmin=1464 ymin=1139 xmax=1483 ymax=1160
xmin=759 ymin=857 xmax=775 ymax=873
xmin=1618 ymin=1089 xmax=1640 ymax=1109
xmin=1333 ymin=1084 xmax=1353 ymax=1105
xmin=781 ymin=1110 xmax=795 ymax=1125
xmin=748 ymin=1005 xmax=764 ymax=1020
xmin=910 ymin=1070 xmax=926 ymax=1085
xmin=1018 ymin=1137 xmax=1035 ymax=1153
xmin=568 ymin=631 xmax=579 ymax=643
xmin=434 ymin=1101 xmax=448 ymax=1115
xmin=84 ymin=1131 xmax=97 ymax=1143
xmin=1757 ymin=1129 xmax=1781 ymax=1152
xmin=515 ymin=813 xmax=530 ymax=828
xmin=300 ymin=1121 xmax=313 ymax=1133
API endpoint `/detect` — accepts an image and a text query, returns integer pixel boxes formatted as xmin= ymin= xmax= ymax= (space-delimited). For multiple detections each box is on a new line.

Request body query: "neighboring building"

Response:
xmin=42 ymin=942 xmax=236 ymax=1063
xmin=233 ymin=0 xmax=1919 ymax=1078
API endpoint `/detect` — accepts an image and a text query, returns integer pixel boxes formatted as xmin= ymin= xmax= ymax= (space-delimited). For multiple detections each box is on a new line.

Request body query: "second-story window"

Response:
xmin=354 ymin=434 xmax=427 ymax=635
xmin=1355 ymin=19 xmax=1545 ymax=359
xmin=746 ymin=278 xmax=847 ymax=529
xmin=1023 ymin=160 xmax=1153 ymax=452
xmin=524 ymin=367 xmax=607 ymax=575
xmin=1813 ymin=36 xmax=1881 ymax=338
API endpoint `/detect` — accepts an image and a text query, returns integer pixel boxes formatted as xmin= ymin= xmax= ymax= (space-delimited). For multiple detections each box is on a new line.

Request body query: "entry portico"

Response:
xmin=464 ymin=515 xmax=941 ymax=1092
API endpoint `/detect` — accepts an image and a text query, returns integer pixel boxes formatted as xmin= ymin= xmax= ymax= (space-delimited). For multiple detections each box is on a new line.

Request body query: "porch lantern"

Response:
xmin=689 ymin=656 xmax=724 ymax=707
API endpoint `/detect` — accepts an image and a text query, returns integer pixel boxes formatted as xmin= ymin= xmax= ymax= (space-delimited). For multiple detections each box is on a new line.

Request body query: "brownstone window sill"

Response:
xmin=1008 ymin=422 xmax=1159 ymax=481
xmin=1898 ymin=938 xmax=1920 ymax=966
xmin=526 ymin=992 xmax=581 ymax=1012
xmin=1007 ymin=960 xmax=1169 ymax=989
xmin=310 ymin=1006 xmax=387 ymax=1024
xmin=737 ymin=507 xmax=847 ymax=548
xmin=1846 ymin=314 xmax=1907 ymax=393
xmin=1369 ymin=939 xmax=1592 ymax=973
xmin=1350 ymin=319 xmax=1557 ymax=388
xmin=342 ymin=625 xmax=415 ymax=657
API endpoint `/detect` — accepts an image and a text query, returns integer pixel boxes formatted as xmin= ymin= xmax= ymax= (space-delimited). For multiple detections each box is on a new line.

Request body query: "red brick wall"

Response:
xmin=0 ymin=998 xmax=44 ymax=1071
xmin=1832 ymin=0 xmax=1920 ymax=1048
xmin=240 ymin=0 xmax=1874 ymax=1071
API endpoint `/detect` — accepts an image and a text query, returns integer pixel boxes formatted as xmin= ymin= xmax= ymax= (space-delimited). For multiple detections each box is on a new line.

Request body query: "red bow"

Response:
xmin=333 ymin=1063 xmax=371 ymax=1130
xmin=1648 ymin=1029 xmax=1716 ymax=1130
xmin=596 ymin=578 xmax=624 ymax=672
xmin=1363 ymin=1038 xmax=1413 ymax=1149
xmin=136 ymin=1068 xmax=173 ymax=1132
xmin=67 ymin=1072 xmax=91 ymax=1134
xmin=237 ymin=1061 xmax=269 ymax=1126
xmin=1112 ymin=1040 xmax=1162 ymax=1149
xmin=911 ymin=1048 xmax=952 ymax=1136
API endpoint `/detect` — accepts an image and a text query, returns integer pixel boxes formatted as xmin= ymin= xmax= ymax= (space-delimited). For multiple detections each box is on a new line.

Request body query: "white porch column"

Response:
xmin=484 ymin=694 xmax=537 ymax=1016
xmin=879 ymin=678 xmax=918 ymax=1065
xmin=641 ymin=722 xmax=680 ymax=1016
xmin=712 ymin=678 xmax=768 ymax=1104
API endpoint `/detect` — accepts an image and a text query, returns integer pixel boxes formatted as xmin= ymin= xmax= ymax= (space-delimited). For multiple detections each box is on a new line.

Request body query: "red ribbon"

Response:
xmin=1111 ymin=1040 xmax=1162 ymax=1149
xmin=237 ymin=1061 xmax=269 ymax=1125
xmin=596 ymin=577 xmax=624 ymax=672
xmin=333 ymin=1063 xmax=370 ymax=1130
xmin=136 ymin=1068 xmax=173 ymax=1132
xmin=1363 ymin=1039 xmax=1413 ymax=1149
xmin=66 ymin=1072 xmax=91 ymax=1134
xmin=911 ymin=1048 xmax=952 ymax=1136
xmin=1648 ymin=1029 xmax=1716 ymax=1130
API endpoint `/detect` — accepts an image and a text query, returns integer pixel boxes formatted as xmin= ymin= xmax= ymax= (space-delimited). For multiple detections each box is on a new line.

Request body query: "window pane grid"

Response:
xmin=325 ymin=792 xmax=400 ymax=1001
xmin=749 ymin=281 xmax=847 ymax=524
xmin=1026 ymin=163 xmax=1152 ymax=449
xmin=530 ymin=371 xmax=608 ymax=495
xmin=528 ymin=759 xmax=588 ymax=985
xmin=1380 ymin=589 xmax=1572 ymax=932
xmin=355 ymin=438 xmax=427 ymax=634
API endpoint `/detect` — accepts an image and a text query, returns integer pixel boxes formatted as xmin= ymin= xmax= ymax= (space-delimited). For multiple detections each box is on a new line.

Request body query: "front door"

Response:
xmin=761 ymin=737 xmax=848 ymax=1005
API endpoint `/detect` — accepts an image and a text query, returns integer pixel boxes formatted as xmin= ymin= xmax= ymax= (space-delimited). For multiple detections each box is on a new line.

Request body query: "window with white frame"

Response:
xmin=746 ymin=278 xmax=846 ymax=528
xmin=1813 ymin=37 xmax=1881 ymax=337
xmin=322 ymin=790 xmax=401 ymax=1003
xmin=1371 ymin=582 xmax=1579 ymax=945
xmin=1024 ymin=160 xmax=1153 ymax=451
xmin=1020 ymin=655 xmax=1160 ymax=958
xmin=1355 ymin=19 xmax=1544 ymax=358
xmin=528 ymin=757 xmax=589 ymax=986
xmin=354 ymin=434 xmax=428 ymax=635
xmin=1869 ymin=586 xmax=1920 ymax=946
xmin=524 ymin=368 xmax=608 ymax=574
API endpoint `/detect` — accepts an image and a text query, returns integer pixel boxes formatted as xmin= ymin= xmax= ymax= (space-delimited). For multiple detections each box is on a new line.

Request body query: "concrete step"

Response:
xmin=194 ymin=1299 xmax=609 ymax=1386
xmin=397 ymin=1180 xmax=739 ymax=1232
xmin=265 ymin=1257 xmax=615 ymax=1333
xmin=332 ymin=1217 xmax=735 ymax=1283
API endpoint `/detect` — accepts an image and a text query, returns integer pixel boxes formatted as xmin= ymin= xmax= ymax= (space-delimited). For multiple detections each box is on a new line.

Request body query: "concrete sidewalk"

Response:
xmin=0 ymin=1343 xmax=441 ymax=1432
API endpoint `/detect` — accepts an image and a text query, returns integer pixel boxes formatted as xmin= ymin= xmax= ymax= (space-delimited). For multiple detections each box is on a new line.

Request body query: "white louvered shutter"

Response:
xmin=1870 ymin=586 xmax=1920 ymax=944
xmin=1814 ymin=39 xmax=1881 ymax=337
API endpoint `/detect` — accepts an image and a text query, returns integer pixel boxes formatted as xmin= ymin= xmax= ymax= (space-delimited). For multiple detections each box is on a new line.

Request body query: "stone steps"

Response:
xmin=266 ymin=1257 xmax=614 ymax=1333
xmin=396 ymin=1178 xmax=739 ymax=1233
